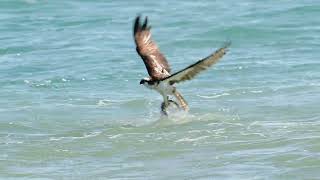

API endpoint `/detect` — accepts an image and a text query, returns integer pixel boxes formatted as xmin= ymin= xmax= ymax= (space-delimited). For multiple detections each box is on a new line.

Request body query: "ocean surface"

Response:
xmin=1 ymin=0 xmax=320 ymax=179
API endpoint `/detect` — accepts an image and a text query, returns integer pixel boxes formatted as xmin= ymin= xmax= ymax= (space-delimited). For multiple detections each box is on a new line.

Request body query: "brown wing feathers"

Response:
xmin=163 ymin=42 xmax=231 ymax=85
xmin=133 ymin=16 xmax=230 ymax=83
xmin=134 ymin=16 xmax=171 ymax=80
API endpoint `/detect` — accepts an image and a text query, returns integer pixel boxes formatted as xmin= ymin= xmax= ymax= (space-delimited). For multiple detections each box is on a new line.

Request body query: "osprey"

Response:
xmin=134 ymin=16 xmax=230 ymax=115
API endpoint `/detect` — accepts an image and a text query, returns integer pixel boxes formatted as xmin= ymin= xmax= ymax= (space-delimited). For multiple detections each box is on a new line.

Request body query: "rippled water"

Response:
xmin=1 ymin=0 xmax=320 ymax=179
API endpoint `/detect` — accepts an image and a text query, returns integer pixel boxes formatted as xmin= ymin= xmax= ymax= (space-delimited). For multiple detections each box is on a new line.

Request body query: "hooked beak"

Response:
xmin=140 ymin=80 xmax=144 ymax=84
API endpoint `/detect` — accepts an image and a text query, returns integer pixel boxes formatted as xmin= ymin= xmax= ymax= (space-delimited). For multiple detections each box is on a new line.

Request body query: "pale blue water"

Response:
xmin=1 ymin=0 xmax=320 ymax=179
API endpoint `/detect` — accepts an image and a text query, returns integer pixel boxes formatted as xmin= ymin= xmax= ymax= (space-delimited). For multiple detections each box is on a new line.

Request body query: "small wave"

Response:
xmin=108 ymin=134 xmax=122 ymax=139
xmin=49 ymin=131 xmax=101 ymax=141
xmin=197 ymin=92 xmax=230 ymax=99
xmin=250 ymin=90 xmax=263 ymax=94
xmin=24 ymin=79 xmax=52 ymax=88
xmin=3 ymin=140 xmax=24 ymax=145
xmin=23 ymin=77 xmax=75 ymax=88
xmin=97 ymin=98 xmax=144 ymax=107
xmin=97 ymin=99 xmax=114 ymax=106
xmin=175 ymin=135 xmax=210 ymax=143
xmin=240 ymin=132 xmax=267 ymax=138
xmin=309 ymin=83 xmax=320 ymax=87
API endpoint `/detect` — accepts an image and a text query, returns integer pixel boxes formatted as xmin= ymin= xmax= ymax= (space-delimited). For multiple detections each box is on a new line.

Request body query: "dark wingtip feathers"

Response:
xmin=133 ymin=15 xmax=150 ymax=36
xmin=215 ymin=41 xmax=231 ymax=55
xmin=134 ymin=16 xmax=140 ymax=35
xmin=142 ymin=16 xmax=148 ymax=29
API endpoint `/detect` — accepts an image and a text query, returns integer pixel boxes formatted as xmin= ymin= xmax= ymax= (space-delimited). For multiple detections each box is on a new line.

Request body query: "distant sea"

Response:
xmin=1 ymin=0 xmax=320 ymax=179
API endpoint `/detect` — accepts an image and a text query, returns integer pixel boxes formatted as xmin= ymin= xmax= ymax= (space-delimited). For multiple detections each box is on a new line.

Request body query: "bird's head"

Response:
xmin=140 ymin=77 xmax=150 ymax=85
xmin=140 ymin=79 xmax=147 ymax=84
xmin=140 ymin=77 xmax=156 ymax=89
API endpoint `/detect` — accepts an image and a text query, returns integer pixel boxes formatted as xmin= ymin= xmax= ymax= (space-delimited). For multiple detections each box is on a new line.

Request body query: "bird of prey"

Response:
xmin=133 ymin=16 xmax=230 ymax=116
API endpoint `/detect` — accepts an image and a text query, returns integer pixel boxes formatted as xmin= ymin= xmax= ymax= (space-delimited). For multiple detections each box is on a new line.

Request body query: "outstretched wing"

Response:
xmin=162 ymin=42 xmax=230 ymax=85
xmin=134 ymin=16 xmax=171 ymax=80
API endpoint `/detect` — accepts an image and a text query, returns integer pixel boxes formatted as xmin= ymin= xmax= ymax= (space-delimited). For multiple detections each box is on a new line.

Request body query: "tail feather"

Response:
xmin=174 ymin=90 xmax=189 ymax=111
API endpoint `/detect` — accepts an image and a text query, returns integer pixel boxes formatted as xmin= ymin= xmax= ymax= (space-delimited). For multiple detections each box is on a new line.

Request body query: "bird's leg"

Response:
xmin=168 ymin=99 xmax=179 ymax=108
xmin=173 ymin=90 xmax=189 ymax=111
xmin=161 ymin=101 xmax=168 ymax=116
xmin=161 ymin=95 xmax=183 ymax=115
xmin=160 ymin=95 xmax=170 ymax=116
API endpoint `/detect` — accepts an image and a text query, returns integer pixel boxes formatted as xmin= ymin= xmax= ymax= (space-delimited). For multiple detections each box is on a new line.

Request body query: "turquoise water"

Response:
xmin=1 ymin=0 xmax=320 ymax=179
